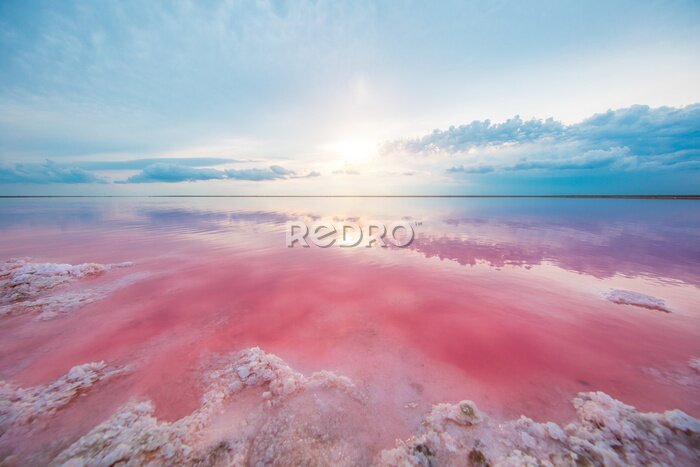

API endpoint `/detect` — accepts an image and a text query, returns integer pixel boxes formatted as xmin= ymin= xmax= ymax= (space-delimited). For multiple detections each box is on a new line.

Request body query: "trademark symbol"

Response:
xmin=414 ymin=221 xmax=423 ymax=226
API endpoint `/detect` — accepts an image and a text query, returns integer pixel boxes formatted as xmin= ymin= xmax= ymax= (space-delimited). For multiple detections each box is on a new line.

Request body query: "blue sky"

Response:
xmin=0 ymin=0 xmax=699 ymax=194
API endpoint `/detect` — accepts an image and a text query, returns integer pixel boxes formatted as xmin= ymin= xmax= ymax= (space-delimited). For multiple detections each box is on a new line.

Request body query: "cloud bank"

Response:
xmin=225 ymin=165 xmax=295 ymax=181
xmin=0 ymin=160 xmax=106 ymax=184
xmin=124 ymin=164 xmax=314 ymax=183
xmin=382 ymin=104 xmax=700 ymax=175
xmin=0 ymin=160 xmax=313 ymax=185
xmin=1 ymin=105 xmax=696 ymax=192
xmin=124 ymin=163 xmax=228 ymax=183
xmin=75 ymin=158 xmax=246 ymax=171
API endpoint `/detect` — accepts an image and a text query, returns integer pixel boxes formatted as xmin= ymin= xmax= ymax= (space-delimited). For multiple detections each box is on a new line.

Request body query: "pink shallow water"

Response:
xmin=1 ymin=198 xmax=699 ymax=460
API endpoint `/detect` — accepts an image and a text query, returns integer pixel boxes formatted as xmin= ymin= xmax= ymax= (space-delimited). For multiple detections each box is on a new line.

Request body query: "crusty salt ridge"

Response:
xmin=2 ymin=272 xmax=150 ymax=321
xmin=0 ymin=361 xmax=127 ymax=433
xmin=51 ymin=348 xmax=700 ymax=466
xmin=0 ymin=258 xmax=133 ymax=303
xmin=0 ymin=259 xmax=135 ymax=319
xmin=1 ymin=259 xmax=105 ymax=302
xmin=604 ymin=289 xmax=672 ymax=313
xmin=379 ymin=392 xmax=700 ymax=466
xmin=0 ymin=291 xmax=100 ymax=320
xmin=53 ymin=347 xmax=365 ymax=466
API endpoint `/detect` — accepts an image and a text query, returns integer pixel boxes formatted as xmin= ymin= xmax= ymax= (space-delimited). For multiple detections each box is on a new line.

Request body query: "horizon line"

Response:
xmin=1 ymin=195 xmax=699 ymax=200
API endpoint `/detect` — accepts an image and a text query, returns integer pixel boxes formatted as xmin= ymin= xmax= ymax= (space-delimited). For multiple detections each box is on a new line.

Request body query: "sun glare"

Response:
xmin=329 ymin=139 xmax=376 ymax=163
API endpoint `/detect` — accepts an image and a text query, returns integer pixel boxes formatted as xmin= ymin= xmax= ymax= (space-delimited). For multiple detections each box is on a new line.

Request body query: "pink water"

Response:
xmin=1 ymin=197 xmax=699 ymax=461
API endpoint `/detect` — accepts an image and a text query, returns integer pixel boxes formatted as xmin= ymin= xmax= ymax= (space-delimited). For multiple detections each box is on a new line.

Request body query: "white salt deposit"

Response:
xmin=1 ymin=259 xmax=106 ymax=302
xmin=53 ymin=347 xmax=364 ymax=466
xmin=381 ymin=391 xmax=700 ymax=466
xmin=0 ymin=291 xmax=100 ymax=320
xmin=604 ymin=289 xmax=672 ymax=313
xmin=39 ymin=348 xmax=699 ymax=466
xmin=0 ymin=362 xmax=127 ymax=432
xmin=0 ymin=259 xmax=135 ymax=319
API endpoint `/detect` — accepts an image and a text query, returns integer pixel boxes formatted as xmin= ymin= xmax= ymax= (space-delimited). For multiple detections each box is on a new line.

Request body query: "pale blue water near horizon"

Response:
xmin=1 ymin=197 xmax=699 ymax=464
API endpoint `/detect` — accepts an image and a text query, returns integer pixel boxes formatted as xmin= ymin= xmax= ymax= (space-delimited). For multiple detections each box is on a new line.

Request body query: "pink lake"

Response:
xmin=1 ymin=197 xmax=699 ymax=465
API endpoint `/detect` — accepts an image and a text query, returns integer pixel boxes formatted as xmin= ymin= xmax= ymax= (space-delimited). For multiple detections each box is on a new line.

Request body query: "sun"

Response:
xmin=329 ymin=139 xmax=376 ymax=164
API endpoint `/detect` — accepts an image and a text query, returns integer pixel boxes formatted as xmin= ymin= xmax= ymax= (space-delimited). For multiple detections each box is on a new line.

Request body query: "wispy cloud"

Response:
xmin=225 ymin=165 xmax=295 ymax=181
xmin=123 ymin=163 xmax=227 ymax=183
xmin=123 ymin=163 xmax=317 ymax=183
xmin=0 ymin=160 xmax=106 ymax=184
xmin=447 ymin=165 xmax=495 ymax=174
xmin=75 ymin=158 xmax=246 ymax=171
xmin=0 ymin=158 xmax=320 ymax=185
xmin=332 ymin=169 xmax=360 ymax=175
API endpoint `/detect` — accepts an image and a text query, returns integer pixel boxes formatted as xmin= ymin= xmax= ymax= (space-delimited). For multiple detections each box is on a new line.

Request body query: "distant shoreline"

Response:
xmin=1 ymin=195 xmax=699 ymax=200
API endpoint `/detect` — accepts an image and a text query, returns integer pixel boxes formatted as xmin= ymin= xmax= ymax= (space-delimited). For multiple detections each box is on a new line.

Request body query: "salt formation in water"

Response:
xmin=42 ymin=349 xmax=700 ymax=466
xmin=3 ymin=291 xmax=102 ymax=321
xmin=0 ymin=259 xmax=133 ymax=319
xmin=0 ymin=361 xmax=127 ymax=433
xmin=54 ymin=347 xmax=366 ymax=466
xmin=604 ymin=289 xmax=672 ymax=313
xmin=382 ymin=392 xmax=700 ymax=466
xmin=1 ymin=259 xmax=108 ymax=300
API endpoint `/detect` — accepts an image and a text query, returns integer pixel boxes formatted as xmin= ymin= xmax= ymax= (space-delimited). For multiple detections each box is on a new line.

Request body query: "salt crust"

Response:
xmin=1 ymin=362 xmax=127 ymax=433
xmin=381 ymin=391 xmax=699 ymax=466
xmin=604 ymin=289 xmax=672 ymax=313
xmin=52 ymin=347 xmax=362 ymax=466
xmin=23 ymin=348 xmax=696 ymax=467
xmin=0 ymin=258 xmax=133 ymax=319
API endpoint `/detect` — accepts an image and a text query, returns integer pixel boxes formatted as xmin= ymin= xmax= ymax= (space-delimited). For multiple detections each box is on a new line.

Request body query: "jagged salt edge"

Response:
xmin=380 ymin=391 xmax=700 ymax=466
xmin=51 ymin=347 xmax=700 ymax=466
xmin=0 ymin=260 xmax=139 ymax=319
xmin=0 ymin=259 xmax=134 ymax=304
xmin=0 ymin=361 xmax=130 ymax=430
xmin=52 ymin=347 xmax=362 ymax=466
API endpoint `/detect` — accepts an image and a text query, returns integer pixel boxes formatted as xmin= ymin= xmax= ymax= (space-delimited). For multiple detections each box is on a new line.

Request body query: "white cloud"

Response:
xmin=382 ymin=104 xmax=700 ymax=175
xmin=0 ymin=160 xmax=106 ymax=184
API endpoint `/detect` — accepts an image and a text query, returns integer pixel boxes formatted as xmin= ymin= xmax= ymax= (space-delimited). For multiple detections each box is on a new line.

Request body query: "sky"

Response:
xmin=0 ymin=0 xmax=699 ymax=195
